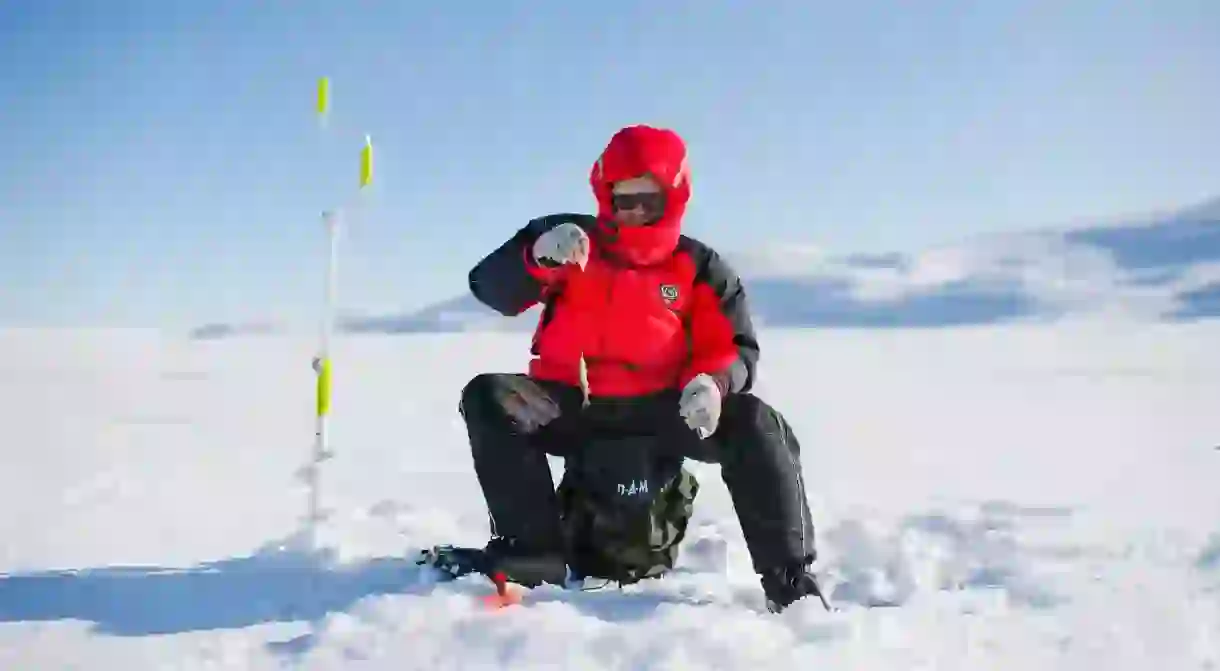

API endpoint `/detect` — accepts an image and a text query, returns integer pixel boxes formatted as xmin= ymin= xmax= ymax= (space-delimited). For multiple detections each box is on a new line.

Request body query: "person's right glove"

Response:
xmin=532 ymin=222 xmax=590 ymax=269
xmin=679 ymin=373 xmax=722 ymax=439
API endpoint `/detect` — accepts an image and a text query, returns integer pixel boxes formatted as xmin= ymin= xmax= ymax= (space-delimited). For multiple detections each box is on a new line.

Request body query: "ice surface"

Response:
xmin=1 ymin=322 xmax=1217 ymax=669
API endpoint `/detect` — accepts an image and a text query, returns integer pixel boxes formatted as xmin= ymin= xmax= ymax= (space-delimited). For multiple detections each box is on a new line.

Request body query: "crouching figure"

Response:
xmin=458 ymin=125 xmax=827 ymax=612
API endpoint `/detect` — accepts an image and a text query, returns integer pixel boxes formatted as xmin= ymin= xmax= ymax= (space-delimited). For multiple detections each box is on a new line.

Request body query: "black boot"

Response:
xmin=482 ymin=536 xmax=569 ymax=588
xmin=760 ymin=560 xmax=831 ymax=613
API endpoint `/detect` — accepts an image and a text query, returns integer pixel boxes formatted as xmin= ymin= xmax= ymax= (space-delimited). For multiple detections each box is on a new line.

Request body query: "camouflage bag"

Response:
xmin=556 ymin=434 xmax=699 ymax=585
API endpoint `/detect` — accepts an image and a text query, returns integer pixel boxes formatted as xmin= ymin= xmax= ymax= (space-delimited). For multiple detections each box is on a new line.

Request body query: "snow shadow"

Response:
xmin=1198 ymin=533 xmax=1220 ymax=572
xmin=1198 ymin=533 xmax=1220 ymax=596
xmin=822 ymin=500 xmax=1076 ymax=610
xmin=0 ymin=536 xmax=426 ymax=637
xmin=0 ymin=530 xmax=723 ymax=659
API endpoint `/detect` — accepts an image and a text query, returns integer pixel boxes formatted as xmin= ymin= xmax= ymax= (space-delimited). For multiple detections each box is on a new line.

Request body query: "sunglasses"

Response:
xmin=610 ymin=192 xmax=666 ymax=213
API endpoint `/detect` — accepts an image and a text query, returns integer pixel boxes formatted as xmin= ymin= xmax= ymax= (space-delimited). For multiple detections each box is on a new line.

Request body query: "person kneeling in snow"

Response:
xmin=459 ymin=124 xmax=825 ymax=612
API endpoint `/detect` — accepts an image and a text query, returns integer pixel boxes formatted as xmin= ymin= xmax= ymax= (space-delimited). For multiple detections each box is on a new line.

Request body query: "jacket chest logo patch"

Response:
xmin=659 ymin=283 xmax=680 ymax=304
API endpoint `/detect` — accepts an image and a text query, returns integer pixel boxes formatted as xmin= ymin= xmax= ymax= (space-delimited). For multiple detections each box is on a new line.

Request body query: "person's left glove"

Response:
xmin=679 ymin=373 xmax=722 ymax=439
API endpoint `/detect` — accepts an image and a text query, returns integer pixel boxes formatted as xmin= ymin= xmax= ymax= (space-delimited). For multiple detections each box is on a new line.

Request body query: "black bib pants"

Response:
xmin=458 ymin=372 xmax=818 ymax=575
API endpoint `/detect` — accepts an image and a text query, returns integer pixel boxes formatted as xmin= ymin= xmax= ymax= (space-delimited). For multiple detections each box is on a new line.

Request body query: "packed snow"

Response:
xmin=1 ymin=322 xmax=1218 ymax=669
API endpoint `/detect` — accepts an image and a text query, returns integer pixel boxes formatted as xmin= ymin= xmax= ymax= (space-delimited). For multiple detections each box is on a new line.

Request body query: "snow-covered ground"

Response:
xmin=1 ymin=322 xmax=1218 ymax=669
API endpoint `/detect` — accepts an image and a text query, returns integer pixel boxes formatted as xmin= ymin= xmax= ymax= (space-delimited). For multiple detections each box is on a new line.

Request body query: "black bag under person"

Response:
xmin=556 ymin=433 xmax=699 ymax=585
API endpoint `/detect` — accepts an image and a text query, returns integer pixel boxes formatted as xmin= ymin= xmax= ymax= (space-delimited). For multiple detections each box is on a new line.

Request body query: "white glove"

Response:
xmin=532 ymin=222 xmax=590 ymax=269
xmin=679 ymin=373 xmax=722 ymax=439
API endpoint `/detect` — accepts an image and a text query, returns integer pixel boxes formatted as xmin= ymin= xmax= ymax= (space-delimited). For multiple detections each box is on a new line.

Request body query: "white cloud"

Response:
xmin=729 ymin=244 xmax=832 ymax=279
xmin=728 ymin=227 xmax=1189 ymax=321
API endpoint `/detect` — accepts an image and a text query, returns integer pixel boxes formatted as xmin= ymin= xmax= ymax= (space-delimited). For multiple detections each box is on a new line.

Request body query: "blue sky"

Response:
xmin=2 ymin=0 xmax=1218 ymax=329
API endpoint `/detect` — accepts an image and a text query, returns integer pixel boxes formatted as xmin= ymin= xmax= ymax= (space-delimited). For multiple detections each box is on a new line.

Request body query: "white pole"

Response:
xmin=301 ymin=76 xmax=336 ymax=553
xmin=297 ymin=75 xmax=371 ymax=554
xmin=305 ymin=210 xmax=339 ymax=551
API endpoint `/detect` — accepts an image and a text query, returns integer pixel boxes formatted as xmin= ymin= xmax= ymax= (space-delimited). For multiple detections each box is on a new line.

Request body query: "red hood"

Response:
xmin=589 ymin=125 xmax=691 ymax=267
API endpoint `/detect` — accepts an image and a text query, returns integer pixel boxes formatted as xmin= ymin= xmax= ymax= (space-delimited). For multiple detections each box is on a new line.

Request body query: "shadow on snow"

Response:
xmin=0 ymin=532 xmax=711 ymax=656
xmin=0 ymin=498 xmax=1091 ymax=659
xmin=0 ymin=537 xmax=434 ymax=639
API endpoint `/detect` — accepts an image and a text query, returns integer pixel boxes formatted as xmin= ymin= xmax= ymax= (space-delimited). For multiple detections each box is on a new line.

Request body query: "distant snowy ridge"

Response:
xmin=193 ymin=196 xmax=1220 ymax=338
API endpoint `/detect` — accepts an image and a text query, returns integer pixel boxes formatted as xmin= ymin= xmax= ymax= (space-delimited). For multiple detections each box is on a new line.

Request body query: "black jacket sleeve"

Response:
xmin=681 ymin=236 xmax=761 ymax=394
xmin=468 ymin=213 xmax=598 ymax=316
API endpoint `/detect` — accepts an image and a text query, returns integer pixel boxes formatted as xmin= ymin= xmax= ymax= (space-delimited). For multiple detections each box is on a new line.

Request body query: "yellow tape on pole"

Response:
xmin=360 ymin=134 xmax=373 ymax=189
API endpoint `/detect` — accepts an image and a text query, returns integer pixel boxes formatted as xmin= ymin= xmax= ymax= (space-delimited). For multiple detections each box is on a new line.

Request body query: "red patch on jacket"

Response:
xmin=528 ymin=248 xmax=699 ymax=396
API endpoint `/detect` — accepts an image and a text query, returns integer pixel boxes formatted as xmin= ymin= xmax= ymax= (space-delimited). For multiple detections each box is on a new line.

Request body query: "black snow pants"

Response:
xmin=458 ymin=373 xmax=817 ymax=575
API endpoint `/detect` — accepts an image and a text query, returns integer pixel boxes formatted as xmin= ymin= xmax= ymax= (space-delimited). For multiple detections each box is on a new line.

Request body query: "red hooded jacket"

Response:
xmin=469 ymin=125 xmax=759 ymax=399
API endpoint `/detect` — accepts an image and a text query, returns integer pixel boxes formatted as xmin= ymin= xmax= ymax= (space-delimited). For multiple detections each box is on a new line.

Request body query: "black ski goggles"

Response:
xmin=610 ymin=192 xmax=666 ymax=217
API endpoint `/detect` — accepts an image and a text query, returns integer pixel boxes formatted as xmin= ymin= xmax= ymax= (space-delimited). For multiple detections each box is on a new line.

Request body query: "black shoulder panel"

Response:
xmin=468 ymin=213 xmax=597 ymax=316
xmin=678 ymin=235 xmax=760 ymax=393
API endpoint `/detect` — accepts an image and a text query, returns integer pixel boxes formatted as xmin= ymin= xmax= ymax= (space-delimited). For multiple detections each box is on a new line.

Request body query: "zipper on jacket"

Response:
xmin=580 ymin=266 xmax=617 ymax=399
xmin=593 ymin=271 xmax=614 ymax=394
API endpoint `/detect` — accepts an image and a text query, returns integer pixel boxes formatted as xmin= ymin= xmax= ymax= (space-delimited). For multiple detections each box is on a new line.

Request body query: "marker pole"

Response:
xmin=301 ymin=77 xmax=373 ymax=552
xmin=303 ymin=77 xmax=336 ymax=551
